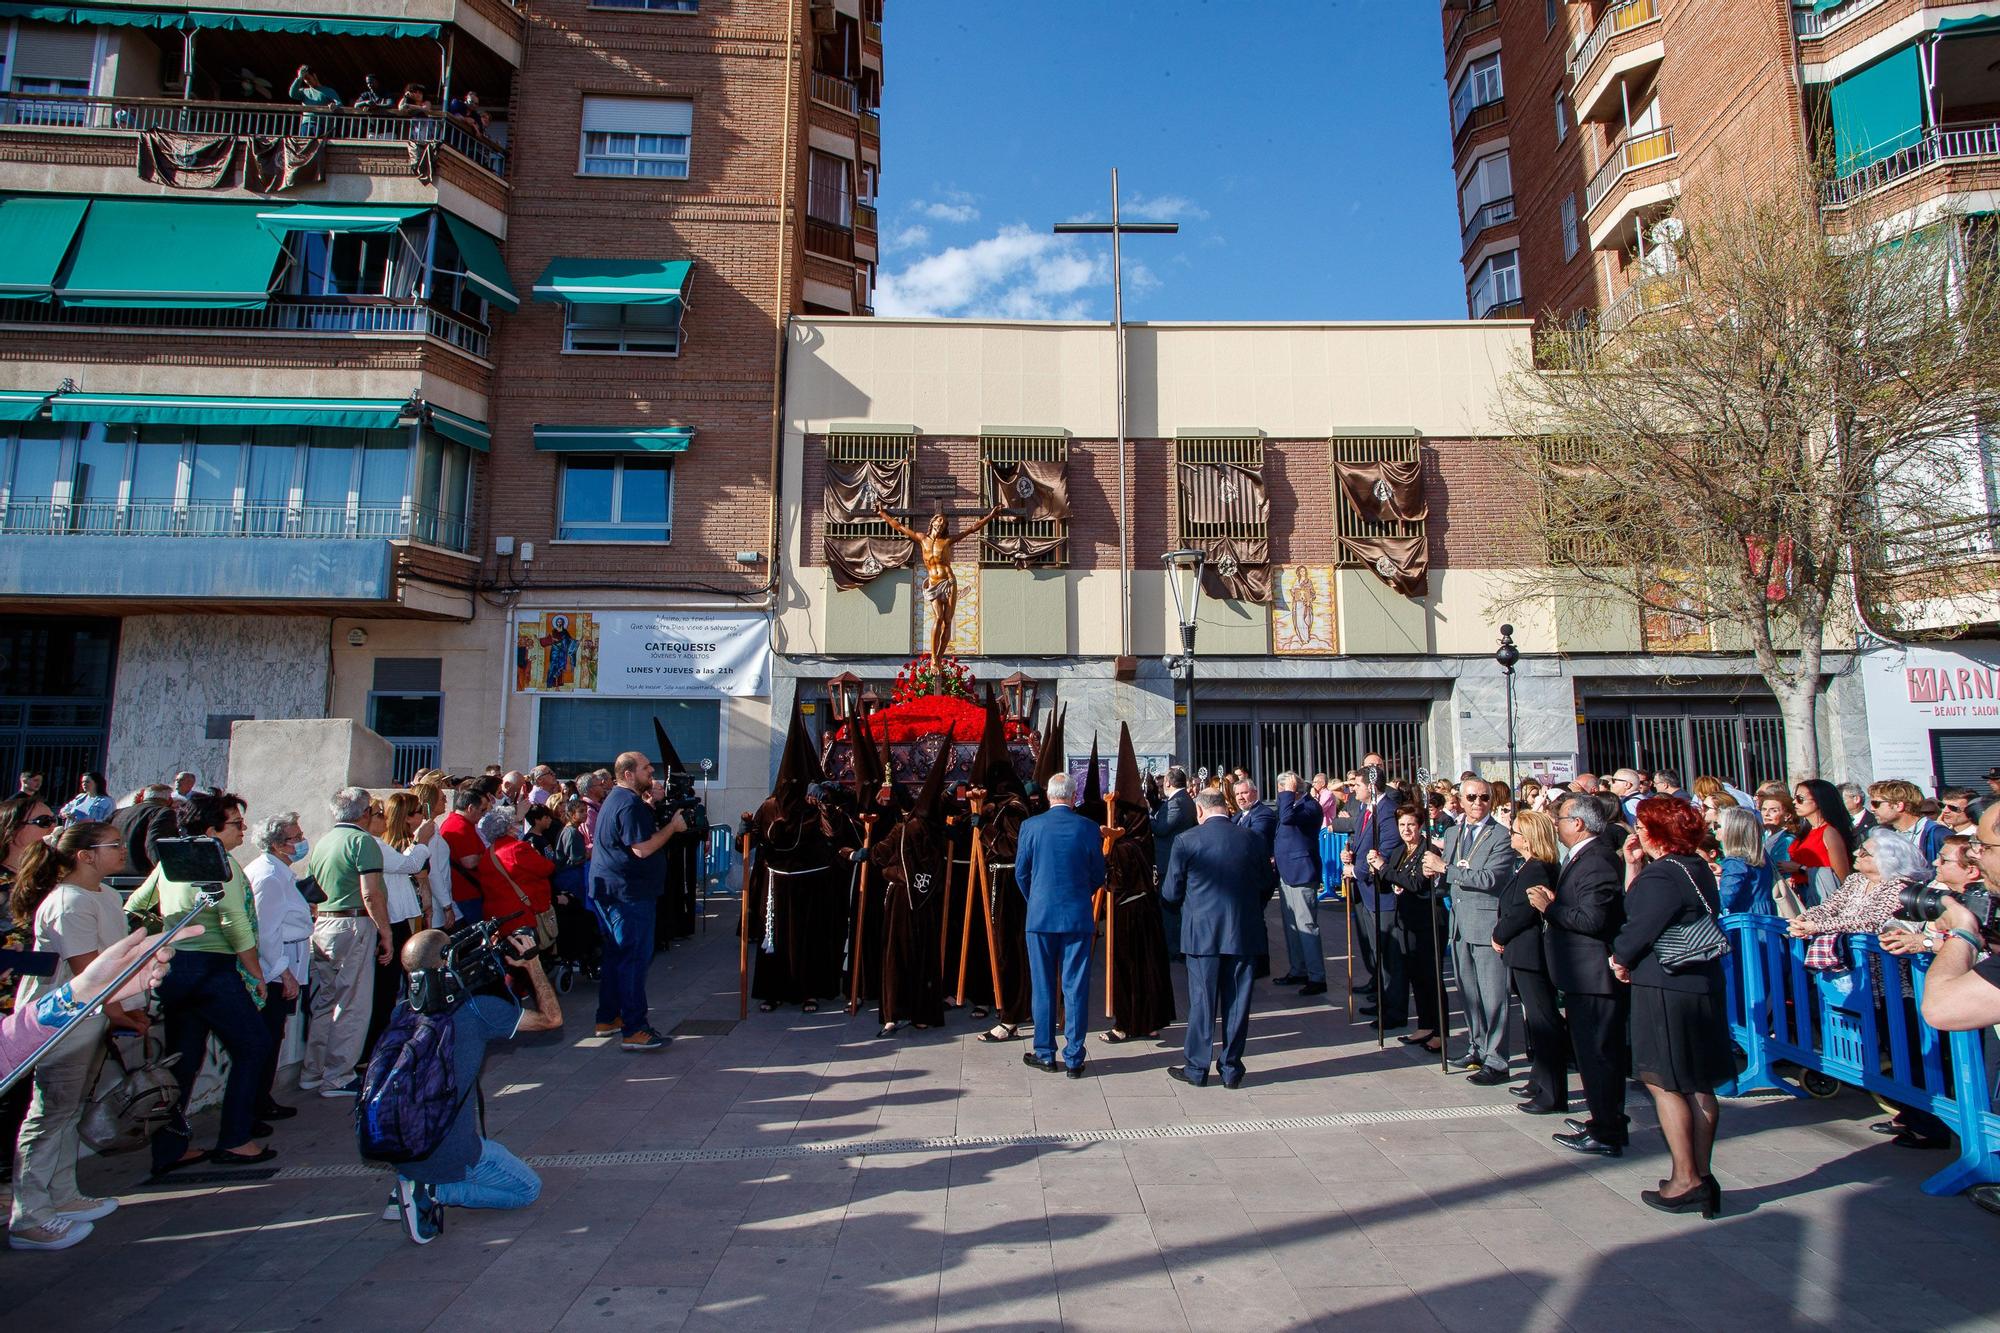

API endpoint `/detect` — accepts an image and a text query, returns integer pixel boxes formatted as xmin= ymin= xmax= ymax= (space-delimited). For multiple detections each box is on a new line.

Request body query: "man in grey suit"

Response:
xmin=1424 ymin=776 xmax=1519 ymax=1080
xmin=1161 ymin=790 xmax=1275 ymax=1088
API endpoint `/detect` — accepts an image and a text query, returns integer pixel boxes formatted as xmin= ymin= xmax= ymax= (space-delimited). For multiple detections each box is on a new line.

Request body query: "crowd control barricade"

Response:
xmin=1720 ymin=911 xmax=2000 ymax=1196
xmin=1318 ymin=828 xmax=1350 ymax=895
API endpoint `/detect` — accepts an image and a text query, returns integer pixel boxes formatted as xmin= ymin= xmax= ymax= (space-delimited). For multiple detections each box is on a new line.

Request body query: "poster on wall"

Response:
xmin=1271 ymin=564 xmax=1338 ymax=655
xmin=1640 ymin=570 xmax=1712 ymax=653
xmin=1860 ymin=645 xmax=2000 ymax=786
xmin=1467 ymin=753 xmax=1577 ymax=786
xmin=516 ymin=610 xmax=770 ymax=698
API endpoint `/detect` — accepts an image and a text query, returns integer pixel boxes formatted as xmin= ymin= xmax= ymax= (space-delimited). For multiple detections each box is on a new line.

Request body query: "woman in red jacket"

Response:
xmin=479 ymin=809 xmax=554 ymax=936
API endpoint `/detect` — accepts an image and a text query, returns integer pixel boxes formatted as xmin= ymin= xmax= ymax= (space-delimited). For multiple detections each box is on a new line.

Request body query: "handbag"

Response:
xmin=1653 ymin=857 xmax=1730 ymax=973
xmin=486 ymin=850 xmax=559 ymax=951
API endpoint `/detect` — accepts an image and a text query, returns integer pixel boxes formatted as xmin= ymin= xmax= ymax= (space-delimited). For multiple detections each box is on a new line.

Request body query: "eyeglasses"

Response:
xmin=1868 ymin=798 xmax=1891 ymax=808
xmin=1944 ymin=804 xmax=1969 ymax=814
xmin=1856 ymin=846 xmax=1876 ymax=858
xmin=87 ymin=841 xmax=124 ymax=851
xmin=222 ymin=818 xmax=247 ymax=829
xmin=1462 ymin=793 xmax=1492 ymax=803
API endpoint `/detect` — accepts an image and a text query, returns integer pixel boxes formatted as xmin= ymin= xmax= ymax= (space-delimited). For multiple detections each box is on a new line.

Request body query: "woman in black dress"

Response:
xmin=1493 ymin=810 xmax=1566 ymax=1110
xmin=1378 ymin=808 xmax=1444 ymax=1053
xmin=1613 ymin=795 xmax=1735 ymax=1219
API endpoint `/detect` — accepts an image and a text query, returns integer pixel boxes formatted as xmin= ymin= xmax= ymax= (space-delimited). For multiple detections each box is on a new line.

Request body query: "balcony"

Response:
xmin=1461 ymin=194 xmax=1516 ymax=253
xmin=1571 ymin=0 xmax=1665 ymax=123
xmin=1452 ymin=98 xmax=1506 ymax=152
xmin=1822 ymin=120 xmax=2000 ymax=211
xmin=0 ymin=297 xmax=490 ymax=359
xmin=0 ymin=92 xmax=509 ymax=180
xmin=1792 ymin=0 xmax=1889 ymax=40
xmin=1446 ymin=2 xmax=1500 ymax=75
xmin=1586 ymin=125 xmax=1677 ymax=211
xmin=805 ymin=215 xmax=854 ymax=261
xmin=810 ymin=71 xmax=860 ymax=116
xmin=2 ymin=500 xmax=470 ymax=551
xmin=1599 ymin=268 xmax=1689 ymax=334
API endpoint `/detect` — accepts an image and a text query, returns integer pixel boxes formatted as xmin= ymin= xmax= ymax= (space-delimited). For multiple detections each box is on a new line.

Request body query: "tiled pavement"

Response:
xmin=6 ymin=902 xmax=1999 ymax=1332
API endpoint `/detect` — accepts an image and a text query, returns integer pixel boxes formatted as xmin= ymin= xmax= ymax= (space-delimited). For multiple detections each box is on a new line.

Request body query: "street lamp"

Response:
xmin=999 ymin=670 xmax=1040 ymax=730
xmin=1495 ymin=623 xmax=1520 ymax=791
xmin=1164 ymin=548 xmax=1206 ymax=767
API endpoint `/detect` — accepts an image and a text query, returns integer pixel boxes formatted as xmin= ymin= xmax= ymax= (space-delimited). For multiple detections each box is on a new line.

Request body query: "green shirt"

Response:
xmin=306 ymin=823 xmax=383 ymax=913
xmin=126 ymin=859 xmax=257 ymax=955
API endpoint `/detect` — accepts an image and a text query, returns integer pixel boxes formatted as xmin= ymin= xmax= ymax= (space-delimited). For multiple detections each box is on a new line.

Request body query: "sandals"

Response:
xmin=977 ymin=1024 xmax=1021 ymax=1043
xmin=801 ymin=1000 xmax=820 ymax=1014
xmin=1397 ymin=1030 xmax=1437 ymax=1047
xmin=878 ymin=1022 xmax=901 ymax=1038
xmin=210 ymin=1146 xmax=278 ymax=1167
xmin=1103 ymin=1030 xmax=1136 ymax=1044
xmin=758 ymin=1001 xmax=778 ymax=1013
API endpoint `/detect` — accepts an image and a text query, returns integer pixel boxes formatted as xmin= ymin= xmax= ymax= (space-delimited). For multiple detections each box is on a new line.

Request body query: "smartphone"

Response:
xmin=0 ymin=947 xmax=59 ymax=977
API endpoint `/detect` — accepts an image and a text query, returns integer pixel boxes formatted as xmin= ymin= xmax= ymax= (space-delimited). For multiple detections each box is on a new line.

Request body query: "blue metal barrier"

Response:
xmin=703 ymin=823 xmax=734 ymax=882
xmin=1721 ymin=912 xmax=2000 ymax=1196
xmin=1317 ymin=828 xmax=1349 ymax=894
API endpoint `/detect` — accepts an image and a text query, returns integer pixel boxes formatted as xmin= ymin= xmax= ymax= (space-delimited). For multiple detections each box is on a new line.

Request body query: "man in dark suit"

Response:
xmin=1272 ymin=771 xmax=1328 ymax=996
xmin=1230 ymin=777 xmax=1277 ymax=980
xmin=1162 ymin=790 xmax=1275 ymax=1088
xmin=112 ymin=784 xmax=179 ymax=877
xmin=1014 ymin=770 xmax=1107 ymax=1078
xmin=1150 ymin=766 xmax=1197 ymax=960
xmin=1344 ymin=766 xmax=1402 ymax=1003
xmin=1541 ymin=794 xmax=1631 ymax=1156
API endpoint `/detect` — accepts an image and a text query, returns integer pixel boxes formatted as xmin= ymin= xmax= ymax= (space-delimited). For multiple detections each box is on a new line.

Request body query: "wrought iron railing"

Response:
xmin=1599 ymin=269 xmax=1690 ymax=333
xmin=0 ymin=92 xmax=509 ymax=178
xmin=1445 ymin=1 xmax=1500 ymax=72
xmin=1586 ymin=124 xmax=1676 ymax=210
xmin=809 ymin=72 xmax=859 ymax=115
xmin=1569 ymin=0 xmax=1662 ymax=90
xmin=1792 ymin=0 xmax=1888 ymax=38
xmin=3 ymin=499 xmax=471 ymax=551
xmin=386 ymin=738 xmax=442 ymax=784
xmin=0 ymin=298 xmax=489 ymax=358
xmin=1461 ymin=194 xmax=1516 ymax=251
xmin=1822 ymin=121 xmax=2000 ymax=208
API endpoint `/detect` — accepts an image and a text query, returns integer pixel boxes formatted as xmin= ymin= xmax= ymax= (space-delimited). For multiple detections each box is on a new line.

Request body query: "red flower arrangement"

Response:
xmin=891 ymin=655 xmax=975 ymax=706
xmin=833 ymin=656 xmax=1033 ymax=748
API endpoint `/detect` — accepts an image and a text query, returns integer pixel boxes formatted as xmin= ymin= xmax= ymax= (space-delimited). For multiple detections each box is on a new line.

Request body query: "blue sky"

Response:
xmin=874 ymin=1 xmax=1465 ymax=322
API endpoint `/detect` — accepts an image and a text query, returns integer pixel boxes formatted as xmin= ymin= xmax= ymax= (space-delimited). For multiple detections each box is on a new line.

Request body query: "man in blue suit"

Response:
xmin=1231 ymin=776 xmax=1276 ymax=980
xmin=1014 ymin=770 xmax=1106 ymax=1078
xmin=1162 ymin=790 xmax=1276 ymax=1088
xmin=1343 ymin=764 xmax=1402 ymax=1006
xmin=1271 ymin=771 xmax=1327 ymax=996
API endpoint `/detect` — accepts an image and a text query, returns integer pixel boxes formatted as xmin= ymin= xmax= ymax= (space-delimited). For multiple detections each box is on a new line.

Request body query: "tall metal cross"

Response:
xmin=1053 ymin=169 xmax=1178 ymax=665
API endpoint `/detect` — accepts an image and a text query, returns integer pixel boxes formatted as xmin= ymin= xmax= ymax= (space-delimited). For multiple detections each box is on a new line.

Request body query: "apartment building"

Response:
xmin=774 ymin=316 xmax=1885 ymax=797
xmin=0 ymin=0 xmax=882 ymax=820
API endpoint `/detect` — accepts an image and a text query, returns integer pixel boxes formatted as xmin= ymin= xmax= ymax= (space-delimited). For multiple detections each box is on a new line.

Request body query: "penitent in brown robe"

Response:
xmin=870 ymin=811 xmax=947 ymax=1028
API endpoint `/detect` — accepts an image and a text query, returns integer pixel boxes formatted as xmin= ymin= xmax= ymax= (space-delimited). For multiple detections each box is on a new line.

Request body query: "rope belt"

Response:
xmin=764 ymin=865 xmax=820 ymax=954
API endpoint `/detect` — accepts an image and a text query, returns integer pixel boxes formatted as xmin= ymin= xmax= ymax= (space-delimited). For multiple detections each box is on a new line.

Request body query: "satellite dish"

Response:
xmin=1650 ymin=217 xmax=1685 ymax=245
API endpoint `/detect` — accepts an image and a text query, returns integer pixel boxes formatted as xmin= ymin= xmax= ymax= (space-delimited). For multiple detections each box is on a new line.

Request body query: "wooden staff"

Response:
xmin=737 ymin=821 xmax=754 ymax=1021
xmin=846 ymin=813 xmax=878 ymax=1016
xmin=1100 ymin=825 xmax=1123 ymax=1019
xmin=957 ymin=789 xmax=1005 ymax=1009
xmin=938 ymin=813 xmax=958 ymax=985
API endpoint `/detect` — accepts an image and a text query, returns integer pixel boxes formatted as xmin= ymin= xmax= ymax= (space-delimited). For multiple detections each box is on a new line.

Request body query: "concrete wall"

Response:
xmin=105 ymin=615 xmax=330 ymax=797
xmin=226 ymin=718 xmax=392 ymax=843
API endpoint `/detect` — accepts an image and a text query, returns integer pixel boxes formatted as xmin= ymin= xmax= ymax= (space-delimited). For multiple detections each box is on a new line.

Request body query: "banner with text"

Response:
xmin=1859 ymin=644 xmax=2000 ymax=786
xmin=516 ymin=610 xmax=770 ymax=698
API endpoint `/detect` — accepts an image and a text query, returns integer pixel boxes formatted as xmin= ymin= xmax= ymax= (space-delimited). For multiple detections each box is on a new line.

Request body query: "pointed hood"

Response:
xmin=974 ymin=693 xmax=1025 ymax=799
xmin=1078 ymin=733 xmax=1106 ymax=824
xmin=771 ymin=696 xmax=821 ymax=809
xmin=1114 ymin=722 xmax=1154 ymax=848
xmin=912 ymin=730 xmax=953 ymax=823
xmin=849 ymin=709 xmax=883 ymax=802
xmin=1031 ymin=705 xmax=1063 ymax=790
xmin=652 ymin=715 xmax=686 ymax=779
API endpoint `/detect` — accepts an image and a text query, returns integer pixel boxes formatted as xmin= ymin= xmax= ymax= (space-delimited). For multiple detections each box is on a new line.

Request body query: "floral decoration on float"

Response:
xmin=835 ymin=656 xmax=1033 ymax=747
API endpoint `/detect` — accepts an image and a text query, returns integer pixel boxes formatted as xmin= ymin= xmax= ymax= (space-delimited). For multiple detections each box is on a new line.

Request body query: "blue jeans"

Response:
xmin=1026 ymin=929 xmax=1093 ymax=1068
xmin=593 ymin=897 xmax=657 ymax=1036
xmin=424 ymin=1139 xmax=541 ymax=1210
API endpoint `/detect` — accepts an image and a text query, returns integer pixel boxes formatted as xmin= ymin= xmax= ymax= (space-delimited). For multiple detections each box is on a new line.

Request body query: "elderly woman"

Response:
xmin=481 ymin=808 xmax=554 ymax=940
xmin=1612 ymin=797 xmax=1734 ymax=1218
xmin=244 ymin=812 xmax=311 ymax=1126
xmin=1715 ymin=808 xmax=1776 ymax=916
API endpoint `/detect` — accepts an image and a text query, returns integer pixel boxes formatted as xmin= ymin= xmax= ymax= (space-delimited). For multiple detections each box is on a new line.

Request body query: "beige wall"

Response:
xmin=3 ymin=358 xmax=489 ymax=421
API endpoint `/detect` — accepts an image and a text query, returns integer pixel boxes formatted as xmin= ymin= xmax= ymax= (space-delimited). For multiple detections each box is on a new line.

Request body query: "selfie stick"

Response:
xmin=0 ymin=888 xmax=221 ymax=1099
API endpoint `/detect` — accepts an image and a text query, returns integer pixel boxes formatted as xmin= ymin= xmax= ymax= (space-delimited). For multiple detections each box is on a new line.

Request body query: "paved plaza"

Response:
xmin=7 ymin=903 xmax=1998 ymax=1333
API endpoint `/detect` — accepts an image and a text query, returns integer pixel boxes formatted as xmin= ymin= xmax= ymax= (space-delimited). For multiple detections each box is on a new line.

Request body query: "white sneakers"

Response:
xmin=9 ymin=1216 xmax=93 ymax=1251
xmin=319 ymin=1079 xmax=360 ymax=1099
xmin=55 ymin=1197 xmax=118 ymax=1223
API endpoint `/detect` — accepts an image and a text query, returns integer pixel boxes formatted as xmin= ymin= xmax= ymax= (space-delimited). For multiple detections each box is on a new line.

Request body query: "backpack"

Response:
xmin=355 ymin=1003 xmax=470 ymax=1164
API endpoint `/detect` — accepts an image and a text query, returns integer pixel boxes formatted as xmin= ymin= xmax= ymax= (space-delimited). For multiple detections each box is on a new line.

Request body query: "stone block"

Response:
xmin=227 ymin=718 xmax=393 ymax=841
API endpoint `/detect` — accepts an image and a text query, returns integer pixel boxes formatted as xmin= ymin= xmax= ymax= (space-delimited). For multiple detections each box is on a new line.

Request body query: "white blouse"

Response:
xmin=374 ymin=837 xmax=431 ymax=924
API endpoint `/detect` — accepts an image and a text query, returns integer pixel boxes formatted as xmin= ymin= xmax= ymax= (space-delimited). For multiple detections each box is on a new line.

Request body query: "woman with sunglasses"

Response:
xmin=127 ymin=789 xmax=274 ymax=1177
xmin=1784 ymin=779 xmax=1853 ymax=909
xmin=0 ymin=795 xmax=59 ymax=1177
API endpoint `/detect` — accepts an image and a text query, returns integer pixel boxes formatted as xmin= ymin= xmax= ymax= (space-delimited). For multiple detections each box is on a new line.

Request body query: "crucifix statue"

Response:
xmin=877 ymin=503 xmax=1005 ymax=671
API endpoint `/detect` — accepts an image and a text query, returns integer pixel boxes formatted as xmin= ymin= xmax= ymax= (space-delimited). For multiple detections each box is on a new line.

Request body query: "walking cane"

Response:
xmin=847 ymin=813 xmax=878 ymax=1016
xmin=956 ymin=789 xmax=987 ymax=1005
xmin=973 ymin=805 xmax=1004 ymax=1015
xmin=938 ymin=813 xmax=958 ymax=988
xmin=1100 ymin=825 xmax=1122 ymax=1020
xmin=738 ymin=843 xmax=754 ymax=1022
xmin=1430 ymin=879 xmax=1449 ymax=1075
xmin=1343 ymin=889 xmax=1357 ymax=1023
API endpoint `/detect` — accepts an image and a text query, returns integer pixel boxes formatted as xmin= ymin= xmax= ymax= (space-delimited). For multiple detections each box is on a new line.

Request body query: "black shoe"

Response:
xmin=1357 ymin=1005 xmax=1379 ymax=1018
xmin=1451 ymin=1054 xmax=1483 ymax=1072
xmin=257 ymin=1103 xmax=299 ymax=1121
xmin=1299 ymin=982 xmax=1328 ymax=996
xmin=1642 ymin=1180 xmax=1719 ymax=1219
xmin=1969 ymin=1184 xmax=2000 ymax=1218
xmin=1065 ymin=1060 xmax=1087 ymax=1080
xmin=251 ymin=1120 xmax=275 ymax=1138
xmin=1890 ymin=1132 xmax=1952 ymax=1151
xmin=1166 ymin=1065 xmax=1207 ymax=1088
xmin=1510 ymin=1083 xmax=1534 ymax=1099
xmin=1517 ymin=1103 xmax=1568 ymax=1116
xmin=1563 ymin=1118 xmax=1590 ymax=1135
xmin=1272 ymin=974 xmax=1306 ymax=986
xmin=1869 ymin=1120 xmax=1906 ymax=1136
xmin=1466 ymin=1068 xmax=1508 ymax=1087
xmin=209 ymin=1146 xmax=279 ymax=1167
xmin=1553 ymin=1130 xmax=1623 ymax=1158
xmin=1022 ymin=1052 xmax=1058 ymax=1073
xmin=1350 ymin=982 xmax=1377 ymax=995
xmin=1221 ymin=1076 xmax=1244 ymax=1090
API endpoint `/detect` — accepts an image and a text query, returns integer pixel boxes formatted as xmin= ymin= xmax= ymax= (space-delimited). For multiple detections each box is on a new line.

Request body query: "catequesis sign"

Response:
xmin=516 ymin=610 xmax=770 ymax=698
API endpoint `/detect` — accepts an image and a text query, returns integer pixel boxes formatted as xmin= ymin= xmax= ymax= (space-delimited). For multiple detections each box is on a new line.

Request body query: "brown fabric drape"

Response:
xmin=1335 ymin=458 xmax=1428 ymax=524
xmin=824 ymin=456 xmax=914 ymax=590
xmin=1178 ymin=460 xmax=1271 ymax=603
xmin=244 ymin=136 xmax=326 ymax=192
xmin=135 ymin=131 xmax=239 ymax=189
xmin=1343 ymin=532 xmax=1430 ymax=598
xmin=984 ymin=457 xmax=1069 ymax=567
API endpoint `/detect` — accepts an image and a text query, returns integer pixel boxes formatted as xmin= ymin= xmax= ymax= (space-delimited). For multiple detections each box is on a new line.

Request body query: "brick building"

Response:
xmin=1442 ymin=0 xmax=2000 ymax=329
xmin=0 ymin=0 xmax=883 ymax=818
xmin=778 ymin=317 xmax=1878 ymax=792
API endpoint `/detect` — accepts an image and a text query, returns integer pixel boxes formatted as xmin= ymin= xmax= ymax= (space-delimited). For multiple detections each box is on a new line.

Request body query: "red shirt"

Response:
xmin=487 ymin=836 xmax=555 ymax=929
xmin=439 ymin=811 xmax=486 ymax=904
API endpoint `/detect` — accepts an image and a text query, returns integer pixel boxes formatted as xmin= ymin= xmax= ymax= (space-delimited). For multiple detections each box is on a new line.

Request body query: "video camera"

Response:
xmin=1897 ymin=882 xmax=2000 ymax=945
xmin=408 ymin=919 xmax=538 ymax=1014
xmin=650 ymin=769 xmax=707 ymax=826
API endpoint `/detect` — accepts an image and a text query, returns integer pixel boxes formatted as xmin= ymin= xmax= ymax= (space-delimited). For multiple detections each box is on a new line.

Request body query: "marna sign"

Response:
xmin=1904 ymin=663 xmax=2000 ymax=708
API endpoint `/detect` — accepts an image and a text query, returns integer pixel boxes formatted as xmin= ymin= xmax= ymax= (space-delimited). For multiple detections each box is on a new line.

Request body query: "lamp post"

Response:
xmin=1164 ymin=548 xmax=1206 ymax=767
xmin=1495 ymin=623 xmax=1519 ymax=791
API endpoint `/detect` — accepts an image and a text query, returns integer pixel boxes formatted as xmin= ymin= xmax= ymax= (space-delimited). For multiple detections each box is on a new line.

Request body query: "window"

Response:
xmin=579 ymin=97 xmax=692 ymax=178
xmin=1561 ymin=193 xmax=1580 ymax=261
xmin=1555 ymin=91 xmax=1569 ymax=144
xmin=807 ymin=150 xmax=852 ymax=226
xmin=1468 ymin=249 xmax=1521 ymax=318
xmin=1450 ymin=53 xmax=1503 ymax=132
xmin=284 ymin=231 xmax=402 ymax=299
xmin=536 ymin=698 xmax=721 ymax=780
xmin=563 ymin=302 xmax=682 ymax=355
xmin=188 ymin=439 xmax=240 ymax=534
xmin=978 ymin=433 xmax=1069 ymax=567
xmin=558 ymin=456 xmax=672 ymax=542
xmin=1330 ymin=435 xmax=1426 ymax=569
xmin=1459 ymin=150 xmax=1512 ymax=226
xmin=243 ymin=439 xmax=295 ymax=534
xmin=1546 ymin=0 xmax=1559 ymax=29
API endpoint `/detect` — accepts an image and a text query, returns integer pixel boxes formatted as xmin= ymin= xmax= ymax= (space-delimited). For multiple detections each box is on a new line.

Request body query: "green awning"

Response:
xmin=1936 ymin=15 xmax=2000 ymax=37
xmin=0 ymin=2 xmax=439 ymax=35
xmin=49 ymin=393 xmax=408 ymax=429
xmin=0 ymin=391 xmax=50 ymax=422
xmin=254 ymin=204 xmax=429 ymax=238
xmin=439 ymin=213 xmax=518 ymax=313
xmin=532 ymin=258 xmax=693 ymax=307
xmin=533 ymin=425 xmax=694 ymax=454
xmin=1830 ymin=45 xmax=1925 ymax=174
xmin=0 ymin=196 xmax=88 ymax=301
xmin=57 ymin=200 xmax=281 ymax=308
xmin=428 ymin=406 xmax=490 ymax=453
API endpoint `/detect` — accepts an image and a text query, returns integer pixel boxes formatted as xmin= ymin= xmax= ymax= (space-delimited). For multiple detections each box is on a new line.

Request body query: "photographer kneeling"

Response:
xmin=365 ymin=924 xmax=562 ymax=1244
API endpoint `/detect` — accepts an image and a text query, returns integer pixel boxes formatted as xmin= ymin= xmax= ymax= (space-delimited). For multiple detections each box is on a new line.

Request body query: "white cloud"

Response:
xmin=888 ymin=223 xmax=931 ymax=251
xmin=875 ymin=224 xmax=1112 ymax=319
xmin=912 ymin=189 xmax=981 ymax=225
xmin=1122 ymin=193 xmax=1210 ymax=223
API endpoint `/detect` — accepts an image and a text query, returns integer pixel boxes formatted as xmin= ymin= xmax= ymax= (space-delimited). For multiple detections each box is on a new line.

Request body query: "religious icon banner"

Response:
xmin=984 ymin=457 xmax=1070 ymax=566
xmin=1334 ymin=458 xmax=1428 ymax=525
xmin=1341 ymin=532 xmax=1430 ymax=598
xmin=516 ymin=610 xmax=770 ymax=697
xmin=1271 ymin=565 xmax=1339 ymax=654
xmin=1176 ymin=460 xmax=1272 ymax=603
xmin=1640 ymin=570 xmax=1713 ymax=653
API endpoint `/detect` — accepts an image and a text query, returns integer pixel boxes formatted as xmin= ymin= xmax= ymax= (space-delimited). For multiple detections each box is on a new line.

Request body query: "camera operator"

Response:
xmin=588 ymin=751 xmax=686 ymax=1052
xmin=1916 ymin=822 xmax=2000 ymax=1033
xmin=391 ymin=926 xmax=561 ymax=1244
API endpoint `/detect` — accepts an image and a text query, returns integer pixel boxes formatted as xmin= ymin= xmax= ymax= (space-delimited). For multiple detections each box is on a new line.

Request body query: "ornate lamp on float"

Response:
xmin=825 ymin=671 xmax=861 ymax=727
xmin=1163 ymin=547 xmax=1206 ymax=767
xmin=999 ymin=671 xmax=1040 ymax=732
